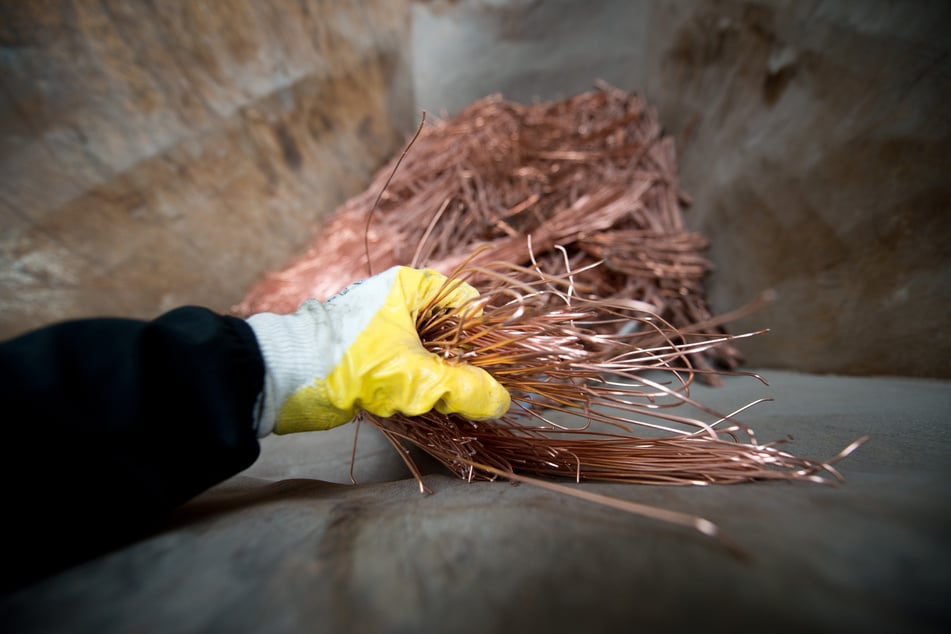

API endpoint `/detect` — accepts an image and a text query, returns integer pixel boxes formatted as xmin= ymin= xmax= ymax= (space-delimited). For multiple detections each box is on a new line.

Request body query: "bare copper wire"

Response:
xmin=234 ymin=83 xmax=743 ymax=372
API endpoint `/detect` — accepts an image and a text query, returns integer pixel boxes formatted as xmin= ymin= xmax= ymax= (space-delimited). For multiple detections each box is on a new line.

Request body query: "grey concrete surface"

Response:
xmin=2 ymin=370 xmax=949 ymax=633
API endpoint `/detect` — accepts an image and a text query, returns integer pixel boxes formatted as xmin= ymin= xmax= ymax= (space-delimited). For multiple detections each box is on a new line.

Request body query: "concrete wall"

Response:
xmin=412 ymin=0 xmax=951 ymax=377
xmin=0 ymin=1 xmax=413 ymax=336
xmin=2 ymin=1 xmax=948 ymax=378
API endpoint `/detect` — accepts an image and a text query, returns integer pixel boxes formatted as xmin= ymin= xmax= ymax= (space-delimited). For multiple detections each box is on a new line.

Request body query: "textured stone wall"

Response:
xmin=645 ymin=1 xmax=951 ymax=378
xmin=0 ymin=1 xmax=413 ymax=337
xmin=412 ymin=0 xmax=951 ymax=377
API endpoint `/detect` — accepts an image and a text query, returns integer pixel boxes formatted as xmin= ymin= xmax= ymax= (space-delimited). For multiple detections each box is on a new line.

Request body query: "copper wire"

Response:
xmin=234 ymin=84 xmax=746 ymax=371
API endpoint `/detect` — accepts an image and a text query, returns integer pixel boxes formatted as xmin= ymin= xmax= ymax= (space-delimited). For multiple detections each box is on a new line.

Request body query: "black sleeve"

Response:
xmin=0 ymin=307 xmax=266 ymax=589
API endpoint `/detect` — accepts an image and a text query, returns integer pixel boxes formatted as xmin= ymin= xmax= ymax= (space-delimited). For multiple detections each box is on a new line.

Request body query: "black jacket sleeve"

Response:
xmin=0 ymin=307 xmax=266 ymax=589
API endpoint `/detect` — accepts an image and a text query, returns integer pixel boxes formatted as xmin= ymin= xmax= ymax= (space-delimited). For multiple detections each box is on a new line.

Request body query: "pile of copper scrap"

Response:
xmin=361 ymin=262 xmax=866 ymax=544
xmin=236 ymin=83 xmax=741 ymax=372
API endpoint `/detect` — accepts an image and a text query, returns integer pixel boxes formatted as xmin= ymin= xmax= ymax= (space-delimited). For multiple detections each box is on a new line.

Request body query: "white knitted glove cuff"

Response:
xmin=245 ymin=268 xmax=399 ymax=437
xmin=246 ymin=300 xmax=336 ymax=437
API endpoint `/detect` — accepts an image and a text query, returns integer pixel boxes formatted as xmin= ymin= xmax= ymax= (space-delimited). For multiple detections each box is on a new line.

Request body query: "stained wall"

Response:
xmin=0 ymin=1 xmax=413 ymax=335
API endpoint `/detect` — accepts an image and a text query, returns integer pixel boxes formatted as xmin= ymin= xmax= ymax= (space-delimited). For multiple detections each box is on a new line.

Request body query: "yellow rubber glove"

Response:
xmin=247 ymin=266 xmax=510 ymax=436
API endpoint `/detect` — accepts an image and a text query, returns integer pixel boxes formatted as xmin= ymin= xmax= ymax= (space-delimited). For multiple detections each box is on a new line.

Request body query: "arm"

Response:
xmin=1 ymin=266 xmax=509 ymax=589
xmin=1 ymin=307 xmax=265 ymax=588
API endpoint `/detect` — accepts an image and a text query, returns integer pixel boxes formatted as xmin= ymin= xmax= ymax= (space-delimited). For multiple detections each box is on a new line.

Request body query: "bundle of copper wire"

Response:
xmin=236 ymin=83 xmax=739 ymax=373
xmin=366 ymin=258 xmax=860 ymax=488
xmin=362 ymin=258 xmax=864 ymax=542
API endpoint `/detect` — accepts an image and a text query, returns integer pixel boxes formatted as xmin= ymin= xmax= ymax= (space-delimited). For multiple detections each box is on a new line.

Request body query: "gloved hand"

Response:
xmin=247 ymin=266 xmax=511 ymax=436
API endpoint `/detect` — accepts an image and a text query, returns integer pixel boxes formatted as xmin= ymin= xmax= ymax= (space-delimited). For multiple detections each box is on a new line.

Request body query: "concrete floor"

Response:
xmin=2 ymin=370 xmax=948 ymax=633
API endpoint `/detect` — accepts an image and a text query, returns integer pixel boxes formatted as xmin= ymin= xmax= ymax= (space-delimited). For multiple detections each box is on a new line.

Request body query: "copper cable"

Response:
xmin=234 ymin=83 xmax=744 ymax=372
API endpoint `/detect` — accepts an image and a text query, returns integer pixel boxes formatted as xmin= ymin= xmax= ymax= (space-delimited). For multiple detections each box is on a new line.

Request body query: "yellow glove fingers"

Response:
xmin=252 ymin=266 xmax=508 ymax=436
xmin=338 ymin=268 xmax=509 ymax=421
xmin=396 ymin=268 xmax=482 ymax=319
xmin=329 ymin=347 xmax=510 ymax=421
xmin=430 ymin=362 xmax=512 ymax=420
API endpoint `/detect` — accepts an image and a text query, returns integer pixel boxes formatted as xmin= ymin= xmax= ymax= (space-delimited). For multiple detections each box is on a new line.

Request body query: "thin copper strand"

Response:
xmin=365 ymin=112 xmax=427 ymax=277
